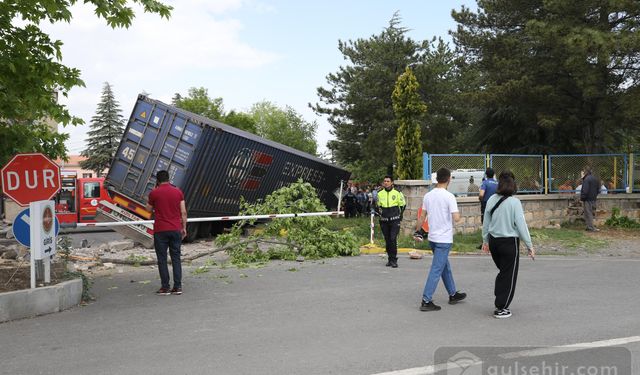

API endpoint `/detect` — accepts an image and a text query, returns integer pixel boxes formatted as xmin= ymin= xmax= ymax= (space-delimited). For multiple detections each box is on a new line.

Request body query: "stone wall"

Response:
xmin=395 ymin=180 xmax=640 ymax=235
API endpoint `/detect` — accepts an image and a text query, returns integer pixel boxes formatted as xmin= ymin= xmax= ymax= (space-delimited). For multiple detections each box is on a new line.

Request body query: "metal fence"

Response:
xmin=490 ymin=154 xmax=544 ymax=193
xmin=424 ymin=154 xmax=486 ymax=181
xmin=423 ymin=153 xmax=635 ymax=195
xmin=548 ymin=154 xmax=626 ymax=193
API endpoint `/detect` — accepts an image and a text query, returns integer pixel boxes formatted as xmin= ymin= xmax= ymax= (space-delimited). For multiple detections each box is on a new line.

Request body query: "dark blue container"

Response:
xmin=106 ymin=95 xmax=350 ymax=219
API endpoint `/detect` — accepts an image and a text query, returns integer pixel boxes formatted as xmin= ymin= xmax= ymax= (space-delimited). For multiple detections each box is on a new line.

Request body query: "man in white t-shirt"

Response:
xmin=415 ymin=167 xmax=467 ymax=311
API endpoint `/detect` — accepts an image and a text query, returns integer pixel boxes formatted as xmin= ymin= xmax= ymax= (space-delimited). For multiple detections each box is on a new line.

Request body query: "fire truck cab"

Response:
xmin=55 ymin=170 xmax=113 ymax=225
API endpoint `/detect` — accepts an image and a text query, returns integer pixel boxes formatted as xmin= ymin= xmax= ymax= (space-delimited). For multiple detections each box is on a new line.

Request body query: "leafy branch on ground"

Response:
xmin=124 ymin=254 xmax=149 ymax=267
xmin=216 ymin=180 xmax=359 ymax=266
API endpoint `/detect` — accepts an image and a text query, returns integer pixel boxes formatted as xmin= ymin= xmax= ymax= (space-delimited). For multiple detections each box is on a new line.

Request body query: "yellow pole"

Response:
xmin=544 ymin=155 xmax=548 ymax=194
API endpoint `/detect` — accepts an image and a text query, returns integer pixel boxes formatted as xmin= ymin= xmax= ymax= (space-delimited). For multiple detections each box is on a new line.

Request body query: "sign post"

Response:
xmin=2 ymin=153 xmax=61 ymax=289
xmin=29 ymin=200 xmax=57 ymax=288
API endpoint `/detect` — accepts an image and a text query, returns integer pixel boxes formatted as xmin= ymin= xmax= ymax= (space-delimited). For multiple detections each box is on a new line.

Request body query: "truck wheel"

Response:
xmin=185 ymin=223 xmax=199 ymax=242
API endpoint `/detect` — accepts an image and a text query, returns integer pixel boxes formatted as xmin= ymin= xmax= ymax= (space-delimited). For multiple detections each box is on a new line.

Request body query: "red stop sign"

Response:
xmin=1 ymin=153 xmax=61 ymax=206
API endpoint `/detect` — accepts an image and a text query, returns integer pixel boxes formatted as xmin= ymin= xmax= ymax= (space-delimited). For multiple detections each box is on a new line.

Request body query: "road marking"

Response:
xmin=371 ymin=336 xmax=640 ymax=375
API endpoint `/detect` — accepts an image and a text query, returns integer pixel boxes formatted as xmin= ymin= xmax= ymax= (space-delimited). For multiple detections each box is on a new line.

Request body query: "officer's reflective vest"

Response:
xmin=377 ymin=188 xmax=406 ymax=222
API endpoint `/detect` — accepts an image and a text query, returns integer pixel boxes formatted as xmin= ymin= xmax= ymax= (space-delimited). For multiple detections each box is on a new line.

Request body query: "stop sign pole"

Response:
xmin=1 ymin=153 xmax=61 ymax=206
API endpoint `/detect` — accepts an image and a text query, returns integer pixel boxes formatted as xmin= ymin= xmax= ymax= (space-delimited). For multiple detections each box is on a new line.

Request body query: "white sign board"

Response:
xmin=29 ymin=200 xmax=56 ymax=260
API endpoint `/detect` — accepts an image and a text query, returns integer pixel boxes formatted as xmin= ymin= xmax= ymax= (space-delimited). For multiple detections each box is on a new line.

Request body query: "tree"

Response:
xmin=0 ymin=123 xmax=68 ymax=166
xmin=393 ymin=67 xmax=426 ymax=179
xmin=313 ymin=13 xmax=421 ymax=175
xmin=80 ymin=82 xmax=125 ymax=176
xmin=222 ymin=110 xmax=257 ymax=134
xmin=251 ymin=101 xmax=318 ymax=155
xmin=0 ymin=0 xmax=171 ymax=163
xmin=452 ymin=1 xmax=640 ymax=153
xmin=412 ymin=38 xmax=479 ymax=154
xmin=172 ymin=87 xmax=224 ymax=121
xmin=172 ymin=87 xmax=258 ymax=133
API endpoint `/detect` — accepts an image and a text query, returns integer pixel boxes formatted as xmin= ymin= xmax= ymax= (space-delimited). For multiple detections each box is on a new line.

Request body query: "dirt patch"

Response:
xmin=535 ymin=227 xmax=640 ymax=257
xmin=0 ymin=261 xmax=68 ymax=293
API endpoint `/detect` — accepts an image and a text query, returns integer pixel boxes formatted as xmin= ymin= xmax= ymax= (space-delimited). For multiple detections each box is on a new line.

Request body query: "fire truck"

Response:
xmin=55 ymin=170 xmax=113 ymax=226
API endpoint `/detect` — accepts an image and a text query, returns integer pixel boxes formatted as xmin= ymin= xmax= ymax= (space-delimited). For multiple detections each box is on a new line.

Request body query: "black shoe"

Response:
xmin=385 ymin=261 xmax=392 ymax=267
xmin=391 ymin=260 xmax=398 ymax=268
xmin=420 ymin=300 xmax=441 ymax=311
xmin=449 ymin=291 xmax=467 ymax=304
xmin=476 ymin=244 xmax=483 ymax=250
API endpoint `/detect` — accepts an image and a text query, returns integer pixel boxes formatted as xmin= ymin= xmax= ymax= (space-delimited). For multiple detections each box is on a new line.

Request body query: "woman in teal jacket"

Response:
xmin=481 ymin=171 xmax=535 ymax=319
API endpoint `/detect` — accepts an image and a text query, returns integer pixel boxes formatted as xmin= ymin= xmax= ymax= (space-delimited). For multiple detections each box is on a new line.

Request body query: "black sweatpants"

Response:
xmin=380 ymin=220 xmax=400 ymax=261
xmin=488 ymin=235 xmax=520 ymax=309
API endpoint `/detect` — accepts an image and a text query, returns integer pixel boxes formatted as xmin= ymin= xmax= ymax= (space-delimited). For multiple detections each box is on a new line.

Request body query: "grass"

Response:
xmin=328 ymin=216 xmax=609 ymax=255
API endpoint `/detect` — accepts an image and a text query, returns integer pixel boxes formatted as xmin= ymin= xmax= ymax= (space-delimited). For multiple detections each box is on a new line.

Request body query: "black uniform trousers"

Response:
xmin=380 ymin=220 xmax=400 ymax=261
xmin=488 ymin=235 xmax=520 ymax=310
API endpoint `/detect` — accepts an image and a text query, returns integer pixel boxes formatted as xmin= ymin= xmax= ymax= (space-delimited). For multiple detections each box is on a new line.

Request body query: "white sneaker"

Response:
xmin=494 ymin=308 xmax=512 ymax=318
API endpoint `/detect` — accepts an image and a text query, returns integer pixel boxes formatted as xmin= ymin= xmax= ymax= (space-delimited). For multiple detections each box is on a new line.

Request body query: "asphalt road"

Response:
xmin=1 ymin=255 xmax=639 ymax=375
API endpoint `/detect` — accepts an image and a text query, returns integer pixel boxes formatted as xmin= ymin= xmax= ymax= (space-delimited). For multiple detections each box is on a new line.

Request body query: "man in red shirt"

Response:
xmin=145 ymin=170 xmax=188 ymax=295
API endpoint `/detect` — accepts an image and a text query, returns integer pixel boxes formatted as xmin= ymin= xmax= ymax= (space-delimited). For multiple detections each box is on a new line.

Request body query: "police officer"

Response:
xmin=376 ymin=175 xmax=406 ymax=268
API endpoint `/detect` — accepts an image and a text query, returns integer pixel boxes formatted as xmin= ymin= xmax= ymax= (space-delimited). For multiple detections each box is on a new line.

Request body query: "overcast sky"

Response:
xmin=43 ymin=0 xmax=476 ymax=155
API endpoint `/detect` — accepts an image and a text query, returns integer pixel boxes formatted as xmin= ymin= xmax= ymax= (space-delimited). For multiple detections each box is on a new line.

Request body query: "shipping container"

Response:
xmin=98 ymin=95 xmax=350 ymax=247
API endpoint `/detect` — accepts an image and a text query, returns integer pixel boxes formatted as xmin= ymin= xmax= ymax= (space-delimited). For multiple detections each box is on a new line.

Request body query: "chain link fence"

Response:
xmin=424 ymin=153 xmax=635 ymax=194
xmin=427 ymin=154 xmax=486 ymax=180
xmin=490 ymin=154 xmax=544 ymax=193
xmin=548 ymin=154 xmax=627 ymax=193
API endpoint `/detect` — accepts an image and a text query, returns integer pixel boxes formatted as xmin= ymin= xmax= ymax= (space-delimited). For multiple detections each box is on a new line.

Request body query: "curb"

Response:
xmin=359 ymin=244 xmax=478 ymax=256
xmin=0 ymin=278 xmax=83 ymax=323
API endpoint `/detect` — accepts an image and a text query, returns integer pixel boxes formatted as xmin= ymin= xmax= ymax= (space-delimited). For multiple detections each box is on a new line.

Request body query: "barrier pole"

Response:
xmin=338 ymin=180 xmax=344 ymax=214
xmin=370 ymin=212 xmax=375 ymax=244
xmin=544 ymin=155 xmax=549 ymax=195
xmin=64 ymin=211 xmax=345 ymax=228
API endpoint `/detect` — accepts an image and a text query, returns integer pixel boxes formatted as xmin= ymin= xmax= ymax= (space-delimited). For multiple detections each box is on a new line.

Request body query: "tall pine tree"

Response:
xmin=393 ymin=67 xmax=426 ymax=180
xmin=80 ymin=82 xmax=125 ymax=176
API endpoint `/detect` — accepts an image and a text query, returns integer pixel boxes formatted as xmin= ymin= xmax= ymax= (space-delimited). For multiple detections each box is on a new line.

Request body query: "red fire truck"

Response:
xmin=55 ymin=170 xmax=113 ymax=225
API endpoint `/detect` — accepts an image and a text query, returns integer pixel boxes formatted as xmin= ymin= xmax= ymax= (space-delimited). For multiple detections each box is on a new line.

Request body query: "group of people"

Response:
xmin=378 ymin=168 xmax=534 ymax=318
xmin=377 ymin=165 xmax=602 ymax=318
xmin=342 ymin=185 xmax=377 ymax=218
xmin=145 ymin=165 xmax=600 ymax=317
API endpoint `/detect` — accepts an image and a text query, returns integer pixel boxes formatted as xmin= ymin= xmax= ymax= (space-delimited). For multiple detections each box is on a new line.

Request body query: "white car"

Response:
xmin=431 ymin=169 xmax=486 ymax=197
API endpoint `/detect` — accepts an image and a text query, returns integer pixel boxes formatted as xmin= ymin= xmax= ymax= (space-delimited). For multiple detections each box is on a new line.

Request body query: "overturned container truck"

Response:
xmin=97 ymin=95 xmax=351 ymax=247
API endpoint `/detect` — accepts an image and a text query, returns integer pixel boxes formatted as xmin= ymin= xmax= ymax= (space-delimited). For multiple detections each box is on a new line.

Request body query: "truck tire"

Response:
xmin=185 ymin=223 xmax=199 ymax=242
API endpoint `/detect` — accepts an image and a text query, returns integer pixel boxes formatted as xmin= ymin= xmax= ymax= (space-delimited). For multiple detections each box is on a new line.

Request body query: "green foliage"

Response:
xmin=393 ymin=67 xmax=426 ymax=179
xmin=452 ymin=1 xmax=640 ymax=153
xmin=313 ymin=13 xmax=419 ymax=173
xmin=0 ymin=1 xmax=172 ymax=159
xmin=172 ymin=87 xmax=224 ymax=121
xmin=314 ymin=14 xmax=472 ymax=173
xmin=250 ymin=101 xmax=318 ymax=155
xmin=216 ymin=180 xmax=359 ymax=265
xmin=80 ymin=82 xmax=125 ymax=176
xmin=223 ymin=110 xmax=257 ymax=134
xmin=63 ymin=270 xmax=94 ymax=303
xmin=605 ymin=207 xmax=640 ymax=229
xmin=0 ymin=122 xmax=69 ymax=166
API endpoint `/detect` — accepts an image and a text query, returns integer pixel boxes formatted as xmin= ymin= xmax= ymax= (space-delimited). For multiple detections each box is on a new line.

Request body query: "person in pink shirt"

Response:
xmin=146 ymin=170 xmax=188 ymax=296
